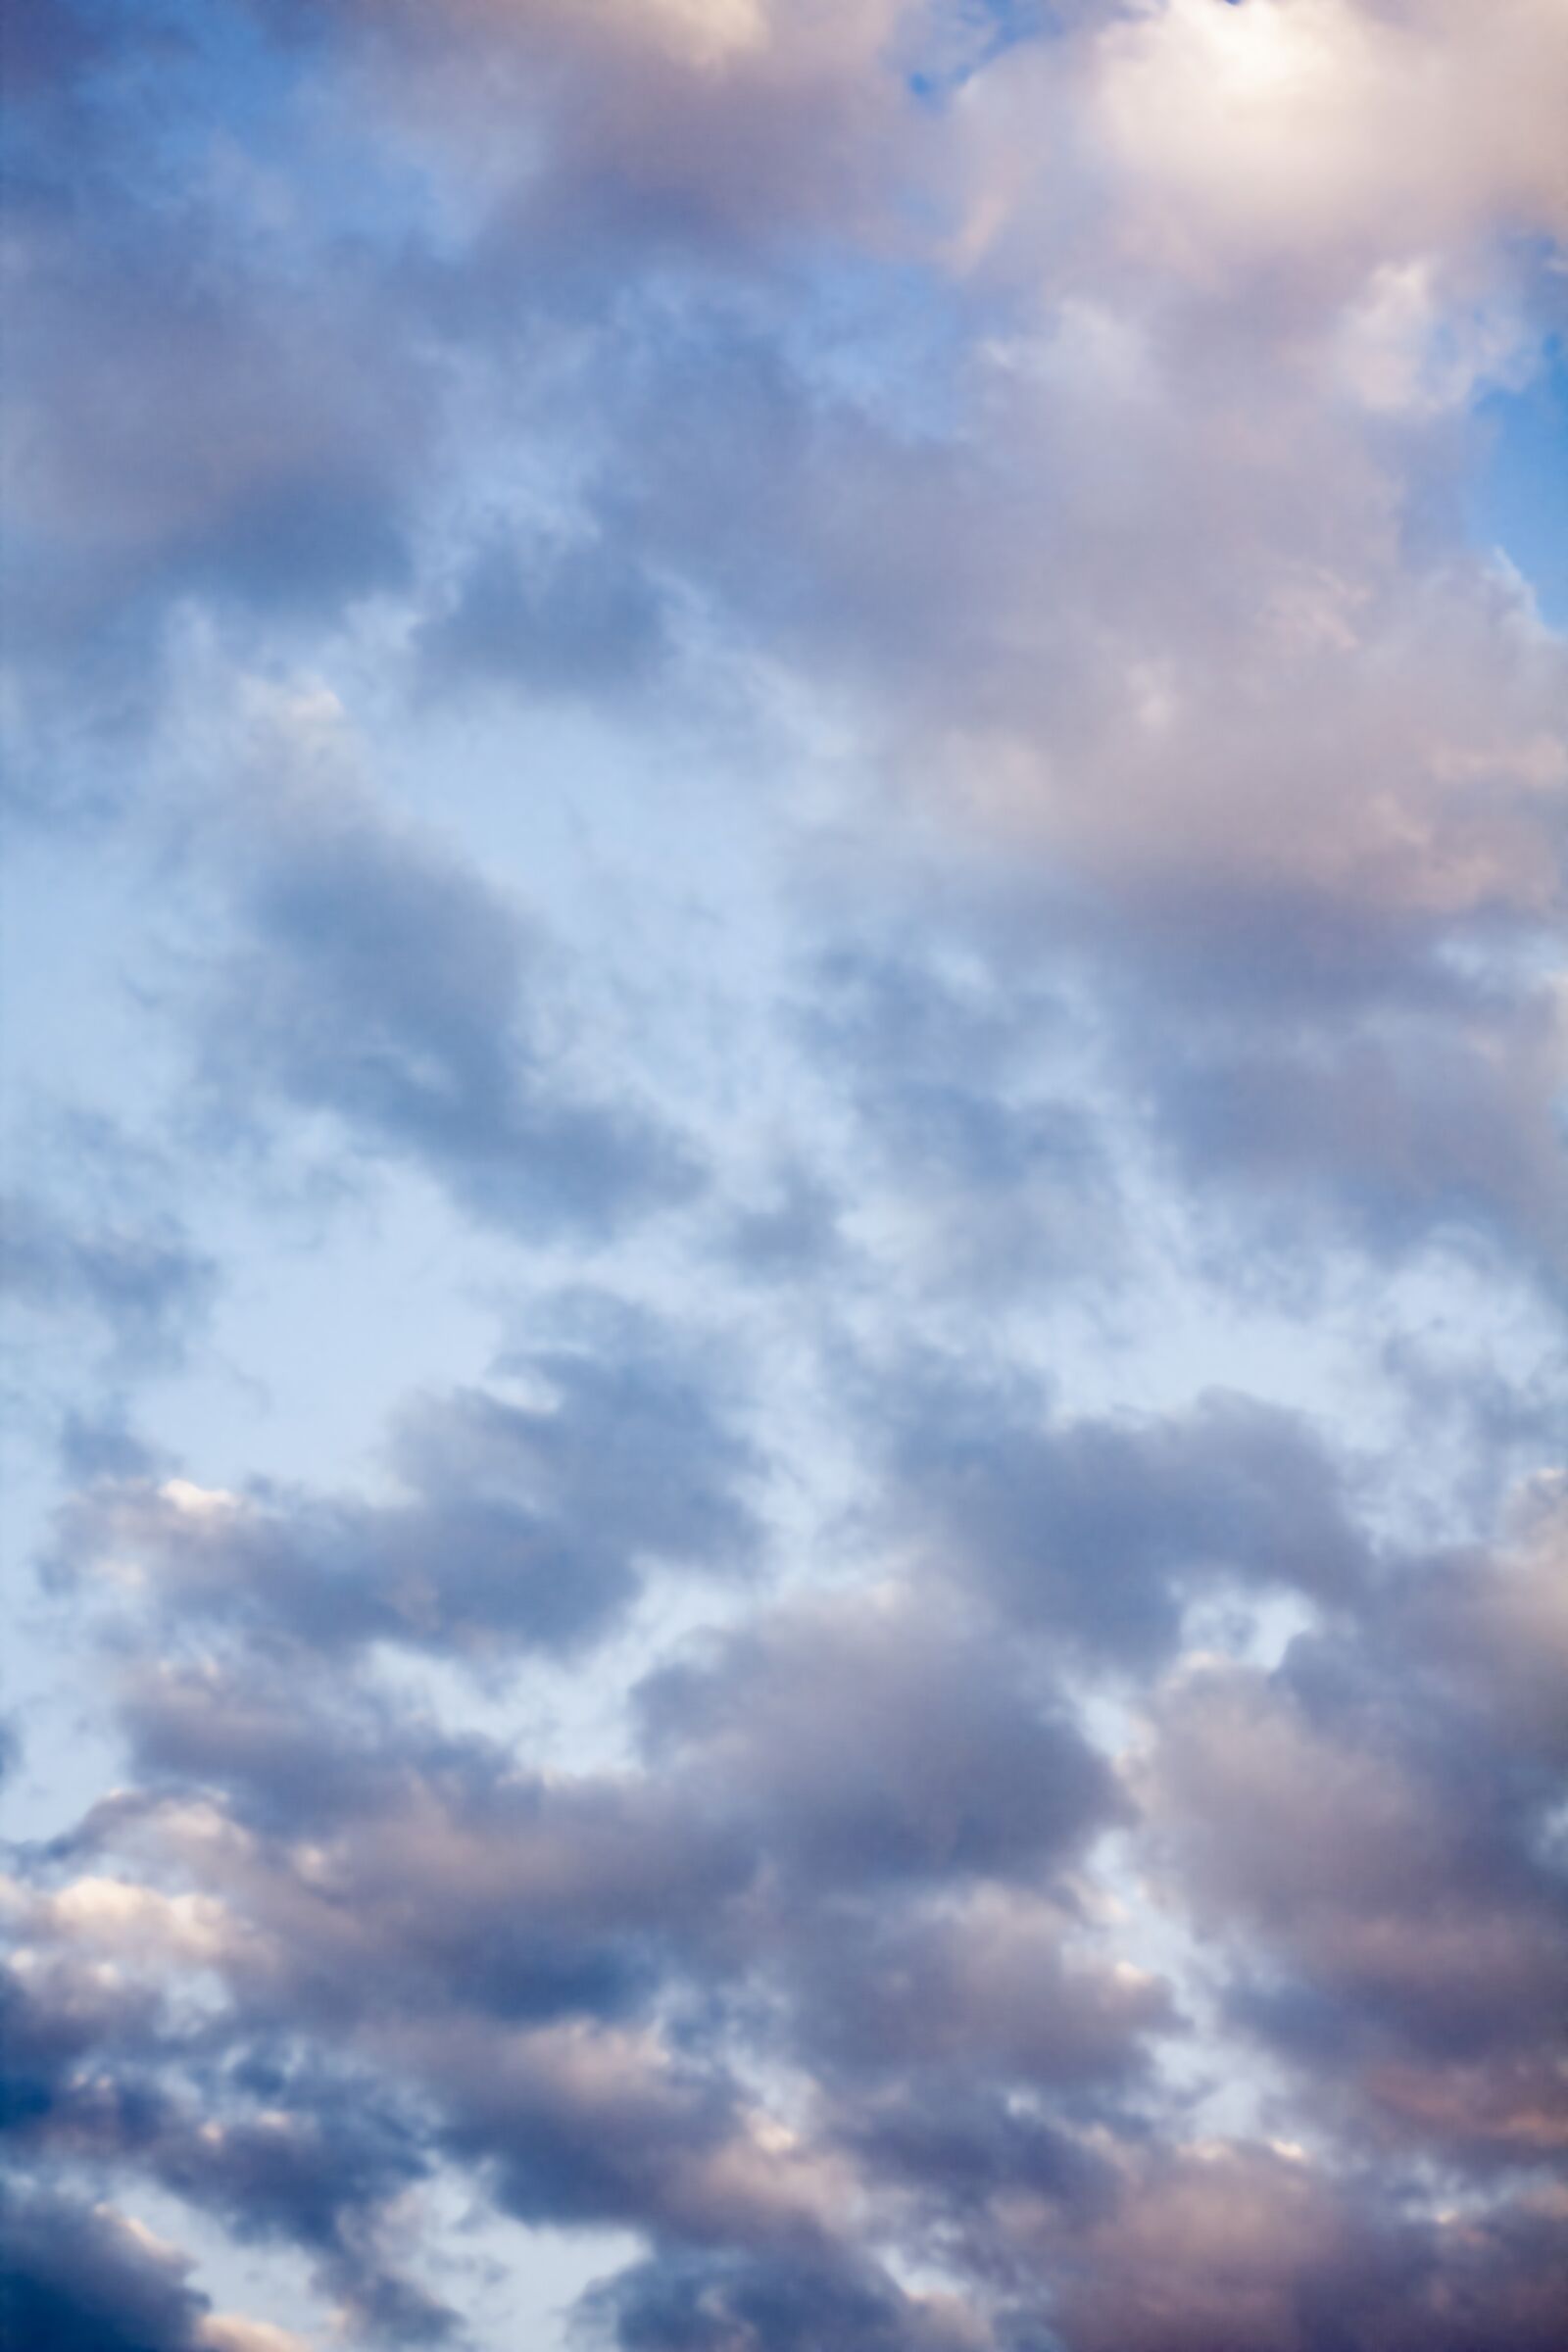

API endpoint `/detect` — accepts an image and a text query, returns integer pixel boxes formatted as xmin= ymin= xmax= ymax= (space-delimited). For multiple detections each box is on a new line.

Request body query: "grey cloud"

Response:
xmin=118 ymin=1667 xmax=753 ymax=2023
xmin=1042 ymin=2138 xmax=1568 ymax=2352
xmin=837 ymin=2075 xmax=1116 ymax=2227
xmin=3 ymin=1577 xmax=1152 ymax=2337
xmin=7 ymin=5 xmax=1568 ymax=2346
xmin=874 ymin=1367 xmax=1372 ymax=1661
xmin=638 ymin=1589 xmax=1124 ymax=1887
xmin=54 ymin=1326 xmax=761 ymax=1663
xmin=2 ymin=20 xmax=429 ymax=651
xmin=804 ymin=945 xmax=1090 ymax=1188
xmin=148 ymin=2080 xmax=450 ymax=2345
xmin=0 ymin=2182 xmax=218 ymax=2352
xmin=783 ymin=1886 xmax=1173 ymax=2086
xmin=0 ymin=1947 xmax=165 ymax=2137
xmin=719 ymin=1160 xmax=847 ymax=1286
xmin=1137 ymin=1624 xmax=1568 ymax=2166
xmin=1144 ymin=997 xmax=1568 ymax=1279
xmin=89 ymin=1612 xmax=1134 ymax=2064
xmin=1385 ymin=1497 xmax=1568 ymax=1768
xmin=427 ymin=2023 xmax=772 ymax=2241
xmin=798 ymin=942 xmax=1116 ymax=1290
xmin=199 ymin=760 xmax=697 ymax=1236
xmin=1 ymin=1188 xmax=216 ymax=1371
xmin=0 ymin=1948 xmax=447 ymax=2341
xmin=579 ymin=2244 xmax=982 ymax=2352
xmin=110 ymin=1657 xmax=496 ymax=1832
xmin=12 ymin=1478 xmax=1562 ymax=2344
xmin=416 ymin=534 xmax=671 ymax=701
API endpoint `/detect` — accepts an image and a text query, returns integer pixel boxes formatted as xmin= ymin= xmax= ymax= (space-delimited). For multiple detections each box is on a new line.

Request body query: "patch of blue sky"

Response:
xmin=1470 ymin=337 xmax=1568 ymax=627
xmin=905 ymin=1 xmax=1060 ymax=106
xmin=64 ymin=0 xmax=302 ymax=182
xmin=60 ymin=0 xmax=448 ymax=270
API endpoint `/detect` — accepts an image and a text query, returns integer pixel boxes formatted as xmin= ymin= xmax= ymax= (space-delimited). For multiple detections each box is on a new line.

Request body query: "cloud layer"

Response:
xmin=4 ymin=4 xmax=1565 ymax=2347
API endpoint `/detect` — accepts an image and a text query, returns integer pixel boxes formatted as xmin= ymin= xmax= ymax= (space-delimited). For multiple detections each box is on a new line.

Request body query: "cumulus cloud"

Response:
xmin=870 ymin=1365 xmax=1373 ymax=1659
xmin=0 ymin=2183 xmax=314 ymax=2352
xmin=6 ymin=3 xmax=1566 ymax=2347
xmin=1039 ymin=2137 xmax=1568 ymax=2352
xmin=1135 ymin=1570 xmax=1568 ymax=2163
xmin=173 ymin=680 xmax=701 ymax=1235
xmin=50 ymin=1309 xmax=760 ymax=1662
xmin=637 ymin=1586 xmax=1124 ymax=1882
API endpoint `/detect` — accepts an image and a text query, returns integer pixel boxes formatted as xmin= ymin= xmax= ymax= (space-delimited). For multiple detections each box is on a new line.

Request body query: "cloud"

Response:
xmin=0 ymin=1188 xmax=216 ymax=1372
xmin=780 ymin=1881 xmax=1172 ymax=2086
xmin=1092 ymin=0 xmax=1568 ymax=273
xmin=1135 ymin=1587 xmax=1568 ymax=2163
xmin=1040 ymin=2137 xmax=1568 ymax=2352
xmin=416 ymin=533 xmax=672 ymax=701
xmin=799 ymin=942 xmax=1116 ymax=1290
xmin=0 ymin=2183 xmax=309 ymax=2352
xmin=638 ymin=1586 xmax=1123 ymax=1884
xmin=579 ymin=2243 xmax=986 ymax=2352
xmin=2 ymin=1567 xmax=1149 ymax=2340
xmin=0 ymin=28 xmax=430 ymax=790
xmin=6 ymin=5 xmax=1567 ymax=2348
xmin=52 ymin=1312 xmax=761 ymax=1663
xmin=873 ymin=1366 xmax=1372 ymax=1661
xmin=186 ymin=686 xmax=699 ymax=1235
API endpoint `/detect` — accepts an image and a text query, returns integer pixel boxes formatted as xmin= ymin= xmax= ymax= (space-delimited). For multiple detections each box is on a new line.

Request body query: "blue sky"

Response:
xmin=3 ymin=6 xmax=1567 ymax=2349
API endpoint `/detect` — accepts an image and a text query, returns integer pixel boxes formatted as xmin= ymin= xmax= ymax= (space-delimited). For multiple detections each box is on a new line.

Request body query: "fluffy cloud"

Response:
xmin=1135 ymin=1546 xmax=1568 ymax=2163
xmin=5 ymin=4 xmax=1565 ymax=2347
xmin=0 ymin=2184 xmax=314 ymax=2352
xmin=51 ymin=1309 xmax=760 ymax=1661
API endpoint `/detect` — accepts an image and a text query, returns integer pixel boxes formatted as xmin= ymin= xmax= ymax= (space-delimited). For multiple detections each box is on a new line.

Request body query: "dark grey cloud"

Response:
xmin=835 ymin=2074 xmax=1116 ymax=2224
xmin=579 ymin=2244 xmax=981 ymax=2352
xmin=0 ymin=1964 xmax=447 ymax=2343
xmin=0 ymin=1945 xmax=164 ymax=2139
xmin=108 ymin=1664 xmax=753 ymax=2023
xmin=12 ymin=1468 xmax=1566 ymax=2346
xmin=67 ymin=1597 xmax=1136 ymax=2072
xmin=0 ymin=2182 xmax=217 ymax=2352
xmin=151 ymin=2079 xmax=449 ymax=2345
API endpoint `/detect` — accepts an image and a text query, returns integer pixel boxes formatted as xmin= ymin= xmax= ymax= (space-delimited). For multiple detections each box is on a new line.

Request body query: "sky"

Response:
xmin=1 ymin=4 xmax=1566 ymax=2348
